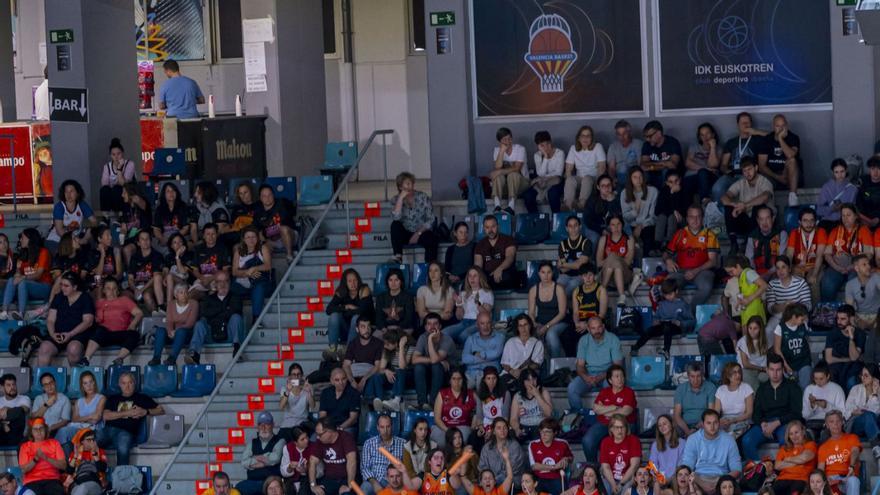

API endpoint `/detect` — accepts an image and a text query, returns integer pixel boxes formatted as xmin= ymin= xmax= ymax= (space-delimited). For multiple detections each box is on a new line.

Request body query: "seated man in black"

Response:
xmin=474 ymin=215 xmax=518 ymax=290
xmin=758 ymin=114 xmax=801 ymax=207
xmin=254 ymin=184 xmax=297 ymax=263
xmin=857 ymin=156 xmax=880 ymax=228
xmin=190 ymin=223 xmax=231 ymax=299
xmin=0 ymin=373 xmax=30 ymax=446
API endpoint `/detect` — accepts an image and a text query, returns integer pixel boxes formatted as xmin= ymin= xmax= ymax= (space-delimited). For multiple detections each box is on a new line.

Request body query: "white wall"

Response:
xmin=11 ymin=0 xmax=431 ymax=180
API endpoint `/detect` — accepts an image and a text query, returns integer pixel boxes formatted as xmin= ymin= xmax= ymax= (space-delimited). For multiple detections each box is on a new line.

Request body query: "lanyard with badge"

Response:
xmin=733 ymin=136 xmax=751 ymax=170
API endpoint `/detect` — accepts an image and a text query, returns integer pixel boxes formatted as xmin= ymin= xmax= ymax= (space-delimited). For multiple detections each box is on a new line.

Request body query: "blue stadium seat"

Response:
xmin=67 ymin=366 xmax=104 ymax=400
xmin=547 ymin=212 xmax=586 ymax=244
xmin=629 ymin=356 xmax=666 ymax=390
xmin=323 ymin=141 xmax=358 ymax=170
xmin=515 ymin=213 xmax=551 ymax=245
xmin=30 ymin=367 xmax=67 ymax=396
xmin=136 ymin=418 xmax=149 ymax=444
xmin=151 ymin=148 xmax=186 ymax=177
xmin=641 ymin=257 xmax=666 ymax=277
xmin=709 ymin=355 xmax=738 ymax=384
xmin=138 ymin=466 xmax=153 ymax=493
xmin=5 ymin=467 xmax=21 ymax=484
xmin=227 ymin=177 xmax=260 ymax=203
xmin=668 ymin=355 xmax=704 ymax=383
xmin=498 ymin=308 xmax=527 ymax=323
xmin=374 ymin=263 xmax=411 ymax=295
xmin=106 ymin=365 xmax=141 ymax=396
xmin=474 ymin=213 xmax=513 ymax=240
xmin=171 ymin=364 xmax=216 ymax=397
xmin=410 ymin=263 xmax=428 ymax=294
xmin=0 ymin=320 xmax=23 ymax=353
xmin=638 ymin=406 xmax=673 ymax=438
xmin=265 ymin=176 xmax=297 ymax=203
xmin=401 ymin=410 xmax=434 ymax=437
xmin=526 ymin=260 xmax=558 ymax=288
xmin=143 ymin=365 xmax=179 ymax=398
xmin=696 ymin=304 xmax=720 ymax=332
xmin=359 ymin=410 xmax=401 ymax=443
xmin=299 ymin=175 xmax=333 ymax=206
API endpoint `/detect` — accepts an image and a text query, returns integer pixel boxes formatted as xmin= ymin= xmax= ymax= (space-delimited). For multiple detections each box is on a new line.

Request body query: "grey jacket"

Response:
xmin=478 ymin=438 xmax=525 ymax=485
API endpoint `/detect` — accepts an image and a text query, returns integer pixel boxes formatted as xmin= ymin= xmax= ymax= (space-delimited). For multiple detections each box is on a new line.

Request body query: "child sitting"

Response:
xmin=630 ymin=279 xmax=694 ymax=359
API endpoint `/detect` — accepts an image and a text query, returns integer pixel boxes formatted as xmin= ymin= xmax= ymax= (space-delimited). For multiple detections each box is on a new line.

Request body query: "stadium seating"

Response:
xmin=143 ymin=365 xmax=179 ymax=398
xmin=265 ymin=176 xmax=297 ymax=203
xmin=515 ymin=213 xmax=551 ymax=244
xmin=374 ymin=263 xmax=411 ymax=295
xmin=709 ymin=354 xmax=738 ymax=384
xmin=106 ymin=365 xmax=141 ymax=395
xmin=547 ymin=212 xmax=587 ymax=244
xmin=30 ymin=366 xmax=67 ymax=396
xmin=0 ymin=320 xmax=23 ymax=353
xmin=359 ymin=410 xmax=401 ymax=443
xmin=138 ymin=414 xmax=185 ymax=449
xmin=171 ymin=364 xmax=216 ymax=397
xmin=629 ymin=356 xmax=666 ymax=390
xmin=299 ymin=175 xmax=334 ymax=205
xmin=402 ymin=410 xmax=434 ymax=437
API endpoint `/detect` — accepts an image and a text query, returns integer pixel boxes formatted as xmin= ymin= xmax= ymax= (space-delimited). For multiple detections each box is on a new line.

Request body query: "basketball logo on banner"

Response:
xmin=523 ymin=14 xmax=578 ymax=93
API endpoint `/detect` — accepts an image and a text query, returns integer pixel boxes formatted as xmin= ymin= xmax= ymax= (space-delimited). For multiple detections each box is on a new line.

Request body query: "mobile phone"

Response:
xmin=291 ymin=379 xmax=301 ymax=387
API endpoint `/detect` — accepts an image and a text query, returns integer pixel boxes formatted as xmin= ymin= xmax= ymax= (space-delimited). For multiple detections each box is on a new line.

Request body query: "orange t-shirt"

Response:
xmin=775 ymin=441 xmax=817 ymax=481
xmin=665 ymin=228 xmax=719 ymax=270
xmin=474 ymin=487 xmax=507 ymax=495
xmin=18 ymin=248 xmax=52 ymax=285
xmin=819 ymin=225 xmax=872 ymax=257
xmin=19 ymin=438 xmax=65 ymax=484
xmin=379 ymin=488 xmax=419 ymax=495
xmin=818 ymin=434 xmax=861 ymax=477
xmin=421 ymin=470 xmax=455 ymax=495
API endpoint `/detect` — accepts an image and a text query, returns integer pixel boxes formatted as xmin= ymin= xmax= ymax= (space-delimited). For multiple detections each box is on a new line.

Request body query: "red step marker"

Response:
xmin=237 ymin=411 xmax=254 ymax=427
xmin=228 ymin=428 xmax=245 ymax=445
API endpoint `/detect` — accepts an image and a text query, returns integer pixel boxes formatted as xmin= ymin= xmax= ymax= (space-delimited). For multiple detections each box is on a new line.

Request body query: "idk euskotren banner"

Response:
xmin=656 ymin=0 xmax=831 ymax=112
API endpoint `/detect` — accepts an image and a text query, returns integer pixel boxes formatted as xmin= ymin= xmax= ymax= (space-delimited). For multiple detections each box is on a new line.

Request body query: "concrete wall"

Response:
xmin=426 ymin=0 xmax=877 ymax=199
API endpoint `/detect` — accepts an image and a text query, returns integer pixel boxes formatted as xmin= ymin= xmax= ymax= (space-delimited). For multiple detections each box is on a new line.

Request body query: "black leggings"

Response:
xmin=91 ymin=326 xmax=141 ymax=352
xmin=633 ymin=322 xmax=682 ymax=353
xmin=390 ymin=220 xmax=439 ymax=261
xmin=25 ymin=479 xmax=65 ymax=495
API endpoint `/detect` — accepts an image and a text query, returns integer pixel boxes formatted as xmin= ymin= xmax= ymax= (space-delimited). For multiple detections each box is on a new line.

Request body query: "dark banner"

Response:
xmin=657 ymin=0 xmax=831 ymax=111
xmin=178 ymin=117 xmax=267 ymax=181
xmin=472 ymin=0 xmax=644 ymax=117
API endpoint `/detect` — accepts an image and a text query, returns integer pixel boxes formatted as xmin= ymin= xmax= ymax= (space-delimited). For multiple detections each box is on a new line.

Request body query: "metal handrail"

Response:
xmin=152 ymin=129 xmax=395 ymax=493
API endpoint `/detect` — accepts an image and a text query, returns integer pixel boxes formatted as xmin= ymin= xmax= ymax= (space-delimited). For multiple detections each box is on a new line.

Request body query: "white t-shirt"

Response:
xmin=500 ymin=336 xmax=545 ymax=370
xmin=0 ymin=394 xmax=31 ymax=409
xmin=714 ymin=382 xmax=754 ymax=419
xmin=460 ymin=289 xmax=494 ymax=320
xmin=803 ymin=382 xmax=846 ymax=421
xmin=493 ymin=144 xmax=528 ymax=178
xmin=736 ymin=336 xmax=767 ymax=369
xmin=566 ymin=143 xmax=607 ymax=177
xmin=533 ymin=149 xmax=565 ymax=178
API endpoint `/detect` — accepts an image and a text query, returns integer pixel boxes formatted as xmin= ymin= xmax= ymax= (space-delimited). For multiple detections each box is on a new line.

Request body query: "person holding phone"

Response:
xmin=279 ymin=363 xmax=315 ymax=442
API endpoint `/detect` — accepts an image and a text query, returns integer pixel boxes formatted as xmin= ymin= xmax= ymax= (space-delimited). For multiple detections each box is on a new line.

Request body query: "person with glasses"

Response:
xmin=190 ymin=270 xmax=245 ymax=363
xmin=844 ymin=363 xmax=880 ymax=448
xmin=564 ymin=126 xmax=606 ymax=211
xmin=819 ymin=203 xmax=873 ymax=301
xmin=640 ymin=120 xmax=683 ymax=191
xmin=744 ymin=206 xmax=787 ymax=280
xmin=599 ymin=414 xmax=641 ymax=495
xmin=583 ymin=174 xmax=622 ymax=248
xmin=607 ymin=120 xmax=643 ymax=191
xmin=309 ymin=418 xmax=357 ymax=495
xmin=37 ymin=272 xmax=94 ymax=367
xmin=844 ymin=254 xmax=880 ymax=330
xmin=237 ymin=412 xmax=284 ymax=495
xmin=0 ymin=472 xmax=35 ymax=495
xmin=18 ymin=417 xmax=66 ymax=495
xmin=66 ymin=427 xmax=109 ymax=495
xmin=712 ymin=362 xmax=754 ymax=438
xmin=29 ymin=373 xmax=70 ymax=438
xmin=526 ymin=418 xmax=572 ymax=495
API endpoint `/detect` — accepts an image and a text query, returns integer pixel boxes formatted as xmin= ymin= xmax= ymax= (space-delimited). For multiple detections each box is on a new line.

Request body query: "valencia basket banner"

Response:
xmin=657 ymin=0 xmax=831 ymax=112
xmin=472 ymin=0 xmax=644 ymax=118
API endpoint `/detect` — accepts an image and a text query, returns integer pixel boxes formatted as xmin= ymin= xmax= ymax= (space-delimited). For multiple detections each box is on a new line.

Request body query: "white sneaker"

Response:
xmin=788 ymin=191 xmax=799 ymax=207
xmin=872 ymin=445 xmax=880 ymax=459
xmin=24 ymin=305 xmax=48 ymax=321
xmin=628 ymin=273 xmax=644 ymax=296
xmin=372 ymin=398 xmax=384 ymax=412
xmin=382 ymin=397 xmax=401 ymax=412
xmin=0 ymin=311 xmax=8 ymax=321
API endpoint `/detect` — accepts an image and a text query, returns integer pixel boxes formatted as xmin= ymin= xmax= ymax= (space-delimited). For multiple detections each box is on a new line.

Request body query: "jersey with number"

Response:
xmin=776 ymin=322 xmax=811 ymax=371
xmin=665 ymin=228 xmax=719 ymax=270
xmin=421 ymin=470 xmax=455 ymax=495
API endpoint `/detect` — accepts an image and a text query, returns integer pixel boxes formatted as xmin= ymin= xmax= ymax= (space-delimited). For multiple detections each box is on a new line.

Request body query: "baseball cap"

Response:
xmin=257 ymin=412 xmax=275 ymax=425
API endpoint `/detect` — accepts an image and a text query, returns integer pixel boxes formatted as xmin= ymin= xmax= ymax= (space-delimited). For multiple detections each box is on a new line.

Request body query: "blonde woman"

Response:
xmin=149 ymin=282 xmax=198 ymax=366
xmin=564 ymin=125 xmax=606 ymax=210
xmin=444 ymin=267 xmax=493 ymax=345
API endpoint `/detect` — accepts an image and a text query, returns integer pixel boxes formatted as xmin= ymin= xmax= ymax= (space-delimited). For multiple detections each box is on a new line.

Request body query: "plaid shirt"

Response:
xmin=361 ymin=435 xmax=406 ymax=482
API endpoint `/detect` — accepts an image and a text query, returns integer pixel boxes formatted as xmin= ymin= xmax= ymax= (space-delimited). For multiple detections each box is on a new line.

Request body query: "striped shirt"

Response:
xmin=766 ymin=276 xmax=812 ymax=311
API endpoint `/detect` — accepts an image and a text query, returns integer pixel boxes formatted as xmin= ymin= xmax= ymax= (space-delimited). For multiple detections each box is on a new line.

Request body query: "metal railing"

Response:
xmin=152 ymin=129 xmax=394 ymax=493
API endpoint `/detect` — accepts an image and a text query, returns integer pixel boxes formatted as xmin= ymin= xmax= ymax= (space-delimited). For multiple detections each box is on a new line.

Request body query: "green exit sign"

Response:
xmin=836 ymin=0 xmax=857 ymax=5
xmin=430 ymin=11 xmax=456 ymax=26
xmin=49 ymin=29 xmax=74 ymax=44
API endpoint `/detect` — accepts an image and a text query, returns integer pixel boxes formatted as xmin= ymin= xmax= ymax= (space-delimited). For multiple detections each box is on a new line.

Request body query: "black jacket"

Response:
xmin=201 ymin=291 xmax=243 ymax=330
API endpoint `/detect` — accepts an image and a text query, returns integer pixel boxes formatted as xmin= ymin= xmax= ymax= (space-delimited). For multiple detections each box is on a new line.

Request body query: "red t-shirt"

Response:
xmin=527 ymin=439 xmax=573 ymax=479
xmin=594 ymin=386 xmax=637 ymax=425
xmin=310 ymin=431 xmax=356 ymax=480
xmin=598 ymin=435 xmax=641 ymax=482
xmin=19 ymin=438 xmax=65 ymax=484
xmin=19 ymin=248 xmax=52 ymax=285
xmin=96 ymin=296 xmax=137 ymax=331
xmin=439 ymin=388 xmax=476 ymax=427
xmin=665 ymin=228 xmax=719 ymax=270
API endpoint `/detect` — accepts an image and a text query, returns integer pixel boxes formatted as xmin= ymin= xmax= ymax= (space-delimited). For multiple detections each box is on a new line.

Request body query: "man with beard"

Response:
xmin=0 ymin=373 xmax=30 ymax=446
xmin=236 ymin=412 xmax=284 ymax=495
xmin=474 ymin=215 xmax=518 ymax=290
xmin=786 ymin=207 xmax=823 ymax=301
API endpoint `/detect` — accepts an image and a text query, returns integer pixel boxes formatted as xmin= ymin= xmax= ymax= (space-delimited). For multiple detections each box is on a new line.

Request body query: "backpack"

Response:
xmin=460 ymin=176 xmax=489 ymax=214
xmin=558 ymin=411 xmax=588 ymax=441
xmin=109 ymin=465 xmax=143 ymax=494
xmin=810 ymin=302 xmax=840 ymax=331
xmin=615 ymin=307 xmax=642 ymax=336
xmin=295 ymin=215 xmax=329 ymax=251
xmin=739 ymin=460 xmax=769 ymax=492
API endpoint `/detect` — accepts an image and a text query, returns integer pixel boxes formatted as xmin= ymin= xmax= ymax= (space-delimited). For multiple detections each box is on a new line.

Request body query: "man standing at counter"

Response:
xmin=158 ymin=60 xmax=204 ymax=119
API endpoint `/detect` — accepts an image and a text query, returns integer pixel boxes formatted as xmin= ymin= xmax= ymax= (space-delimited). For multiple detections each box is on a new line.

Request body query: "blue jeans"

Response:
xmin=821 ymin=268 xmax=853 ymax=302
xmin=361 ymin=479 xmax=388 ymax=495
xmin=850 ymin=411 xmax=880 ymax=441
xmin=152 ymin=326 xmax=192 ymax=362
xmin=191 ymin=315 xmax=245 ymax=352
xmin=556 ymin=274 xmax=581 ymax=296
xmin=711 ymin=174 xmax=737 ymax=204
xmin=542 ymin=322 xmax=568 ymax=359
xmin=361 ymin=374 xmax=385 ymax=400
xmin=522 ymin=183 xmax=563 ymax=213
xmin=232 ymin=278 xmax=270 ymax=320
xmin=828 ymin=475 xmax=859 ymax=495
xmin=683 ymin=169 xmax=718 ymax=202
xmin=414 ymin=363 xmax=445 ymax=406
xmin=386 ymin=368 xmax=412 ymax=398
xmin=2 ymin=279 xmax=50 ymax=314
xmin=327 ymin=312 xmax=353 ymax=345
xmin=97 ymin=425 xmax=134 ymax=465
xmin=741 ymin=423 xmax=786 ymax=461
xmin=581 ymin=423 xmax=608 ymax=463
xmin=236 ymin=479 xmax=266 ymax=495
xmin=443 ymin=319 xmax=476 ymax=345
xmin=566 ymin=377 xmax=605 ymax=410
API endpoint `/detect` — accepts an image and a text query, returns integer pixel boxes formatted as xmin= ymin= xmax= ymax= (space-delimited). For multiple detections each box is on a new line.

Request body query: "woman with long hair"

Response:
xmin=528 ymin=261 xmax=568 ymax=359
xmin=0 ymin=233 xmax=15 ymax=292
xmin=279 ymin=426 xmax=311 ymax=492
xmin=37 ymin=271 xmax=94 ymax=367
xmin=417 ymin=261 xmax=455 ymax=327
xmin=445 ymin=267 xmax=494 ymax=345
xmin=46 ymin=179 xmax=97 ymax=248
xmin=99 ymin=137 xmax=136 ymax=212
xmin=713 ymin=475 xmax=740 ymax=495
xmin=712 ymin=362 xmax=754 ymax=437
xmin=445 ymin=222 xmax=476 ymax=286
xmin=596 ymin=214 xmax=635 ymax=306
xmin=648 ymin=415 xmax=685 ymax=489
xmin=519 ymin=471 xmax=551 ymax=495
xmin=412 ymin=448 xmax=456 ymax=494
xmin=561 ymin=464 xmax=605 ymax=495
xmin=29 ymin=231 xmax=89 ymax=320
xmin=152 ymin=181 xmax=190 ymax=248
xmin=845 ymin=362 xmax=880 ymax=442
xmin=81 ymin=277 xmax=143 ymax=367
xmin=162 ymin=232 xmax=195 ymax=309
xmin=189 ymin=181 xmax=230 ymax=245
xmin=736 ymin=315 xmax=769 ymax=390
xmin=87 ymin=225 xmax=124 ymax=298
xmin=232 ymin=225 xmax=273 ymax=320
xmin=433 ymin=369 xmax=477 ymax=446
xmin=119 ymin=183 xmax=152 ymax=264
xmin=478 ymin=417 xmax=525 ymax=487
xmin=510 ymin=369 xmax=552 ymax=442
xmin=1 ymin=228 xmax=51 ymax=320
xmin=325 ymin=267 xmax=374 ymax=350
xmin=375 ymin=268 xmax=415 ymax=334
xmin=620 ymin=167 xmax=659 ymax=256
xmin=820 ymin=203 xmax=872 ymax=301
xmin=278 ymin=363 xmax=315 ymax=441
xmin=684 ymin=123 xmax=721 ymax=204
xmin=475 ymin=367 xmax=510 ymax=445
xmin=403 ymin=418 xmax=437 ymax=479
xmin=442 ymin=428 xmax=478 ymax=486
xmin=54 ymin=371 xmax=106 ymax=455
xmin=667 ymin=466 xmax=699 ymax=495
xmin=772 ymin=420 xmax=817 ymax=495
xmin=149 ymin=282 xmax=198 ymax=367
xmin=806 ymin=470 xmax=832 ymax=495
